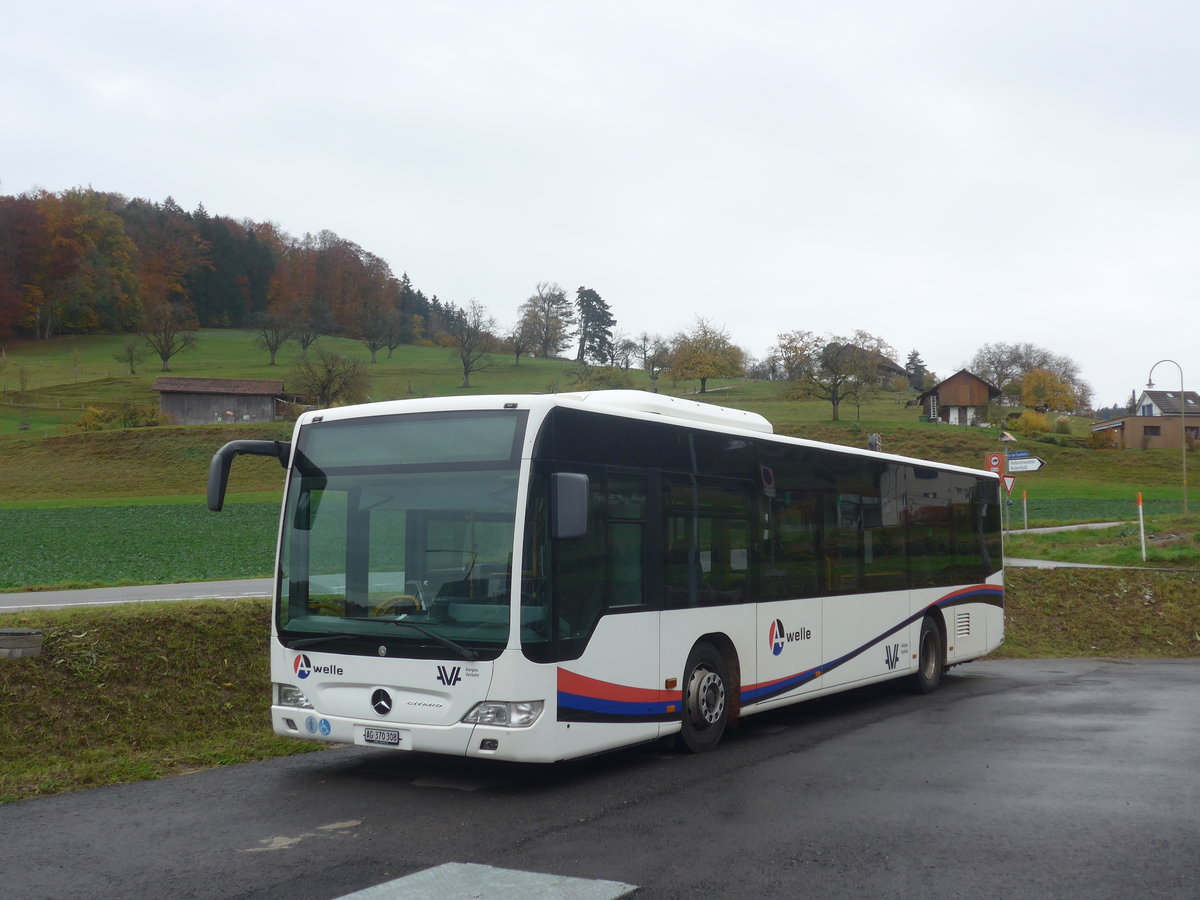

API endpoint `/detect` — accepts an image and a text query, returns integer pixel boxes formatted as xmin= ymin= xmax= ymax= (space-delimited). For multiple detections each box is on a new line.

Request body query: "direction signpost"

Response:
xmin=1007 ymin=457 xmax=1046 ymax=473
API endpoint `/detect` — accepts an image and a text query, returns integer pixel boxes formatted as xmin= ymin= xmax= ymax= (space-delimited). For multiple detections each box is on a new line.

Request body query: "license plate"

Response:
xmin=363 ymin=727 xmax=402 ymax=747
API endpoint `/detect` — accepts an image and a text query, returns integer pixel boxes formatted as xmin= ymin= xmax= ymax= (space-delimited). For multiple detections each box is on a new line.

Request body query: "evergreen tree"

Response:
xmin=575 ymin=286 xmax=615 ymax=364
xmin=905 ymin=349 xmax=929 ymax=390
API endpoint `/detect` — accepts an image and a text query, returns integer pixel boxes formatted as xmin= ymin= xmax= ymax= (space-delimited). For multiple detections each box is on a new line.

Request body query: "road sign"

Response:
xmin=985 ymin=453 xmax=1003 ymax=475
xmin=1007 ymin=450 xmax=1030 ymax=459
xmin=1007 ymin=457 xmax=1045 ymax=473
xmin=1002 ymin=475 xmax=1016 ymax=494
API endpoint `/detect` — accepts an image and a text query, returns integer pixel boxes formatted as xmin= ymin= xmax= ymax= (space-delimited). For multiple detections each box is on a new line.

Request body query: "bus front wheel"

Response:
xmin=678 ymin=642 xmax=729 ymax=753
xmin=910 ymin=617 xmax=943 ymax=695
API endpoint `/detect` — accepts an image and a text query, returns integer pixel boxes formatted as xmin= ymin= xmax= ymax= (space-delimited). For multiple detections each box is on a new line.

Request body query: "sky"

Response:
xmin=4 ymin=1 xmax=1197 ymax=409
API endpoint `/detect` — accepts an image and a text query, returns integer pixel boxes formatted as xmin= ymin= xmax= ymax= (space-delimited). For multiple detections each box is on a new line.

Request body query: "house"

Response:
xmin=914 ymin=370 xmax=1002 ymax=426
xmin=1089 ymin=390 xmax=1200 ymax=450
xmin=871 ymin=353 xmax=908 ymax=388
xmin=153 ymin=377 xmax=286 ymax=425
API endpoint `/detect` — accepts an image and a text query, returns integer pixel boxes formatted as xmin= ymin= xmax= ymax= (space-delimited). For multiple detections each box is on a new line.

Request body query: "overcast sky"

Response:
xmin=4 ymin=1 xmax=1197 ymax=408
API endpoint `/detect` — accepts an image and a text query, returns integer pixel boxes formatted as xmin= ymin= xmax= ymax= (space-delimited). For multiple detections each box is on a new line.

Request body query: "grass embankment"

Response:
xmin=2 ymin=569 xmax=1197 ymax=805
xmin=0 ymin=599 xmax=320 ymax=805
xmin=1006 ymin=517 xmax=1200 ymax=568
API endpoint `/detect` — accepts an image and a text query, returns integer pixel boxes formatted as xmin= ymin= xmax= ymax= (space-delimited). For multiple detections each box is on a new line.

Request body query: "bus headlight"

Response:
xmin=461 ymin=700 xmax=544 ymax=727
xmin=276 ymin=683 xmax=314 ymax=709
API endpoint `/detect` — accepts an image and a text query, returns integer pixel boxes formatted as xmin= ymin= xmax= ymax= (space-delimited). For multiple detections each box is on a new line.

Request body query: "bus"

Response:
xmin=208 ymin=390 xmax=1003 ymax=762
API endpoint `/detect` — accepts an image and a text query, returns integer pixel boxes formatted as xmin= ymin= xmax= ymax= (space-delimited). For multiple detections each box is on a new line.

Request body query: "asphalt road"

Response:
xmin=0 ymin=578 xmax=273 ymax=612
xmin=2 ymin=657 xmax=1197 ymax=899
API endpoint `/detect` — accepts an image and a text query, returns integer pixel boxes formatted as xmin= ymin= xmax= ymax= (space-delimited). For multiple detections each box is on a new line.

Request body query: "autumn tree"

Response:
xmin=292 ymin=349 xmax=369 ymax=408
xmin=34 ymin=189 xmax=142 ymax=337
xmin=141 ymin=302 xmax=197 ymax=371
xmin=0 ymin=193 xmax=48 ymax=338
xmin=770 ymin=330 xmax=894 ymax=420
xmin=969 ymin=342 xmax=1088 ymax=406
xmin=518 ymin=282 xmax=574 ymax=358
xmin=574 ymin=286 xmax=615 ymax=364
xmin=1021 ymin=368 xmax=1078 ymax=412
xmin=447 ymin=300 xmax=497 ymax=388
xmin=255 ymin=309 xmax=292 ymax=365
xmin=670 ymin=318 xmax=744 ymax=393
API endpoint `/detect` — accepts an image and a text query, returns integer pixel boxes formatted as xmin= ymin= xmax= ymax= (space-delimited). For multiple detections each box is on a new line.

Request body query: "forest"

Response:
xmin=0 ymin=187 xmax=456 ymax=345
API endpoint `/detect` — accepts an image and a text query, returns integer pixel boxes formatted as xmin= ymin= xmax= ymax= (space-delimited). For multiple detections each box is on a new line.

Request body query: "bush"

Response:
xmin=74 ymin=403 xmax=168 ymax=432
xmin=1011 ymin=410 xmax=1050 ymax=435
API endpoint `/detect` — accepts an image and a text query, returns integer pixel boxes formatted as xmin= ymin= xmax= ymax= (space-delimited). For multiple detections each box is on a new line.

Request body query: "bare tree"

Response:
xmin=141 ymin=303 xmax=197 ymax=372
xmin=357 ymin=300 xmax=392 ymax=363
xmin=113 ymin=339 xmax=147 ymax=375
xmin=288 ymin=299 xmax=330 ymax=357
xmin=634 ymin=332 xmax=671 ymax=391
xmin=447 ymin=300 xmax=498 ymax=388
xmin=255 ymin=310 xmax=293 ymax=366
xmin=505 ymin=314 xmax=539 ymax=366
xmin=292 ymin=349 xmax=370 ymax=408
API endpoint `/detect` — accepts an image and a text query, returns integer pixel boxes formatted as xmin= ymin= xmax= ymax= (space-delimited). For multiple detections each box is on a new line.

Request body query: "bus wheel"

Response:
xmin=678 ymin=643 xmax=729 ymax=753
xmin=911 ymin=617 xmax=943 ymax=695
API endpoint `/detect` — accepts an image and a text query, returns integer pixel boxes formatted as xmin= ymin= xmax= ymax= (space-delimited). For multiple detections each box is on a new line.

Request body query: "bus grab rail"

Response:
xmin=207 ymin=440 xmax=291 ymax=512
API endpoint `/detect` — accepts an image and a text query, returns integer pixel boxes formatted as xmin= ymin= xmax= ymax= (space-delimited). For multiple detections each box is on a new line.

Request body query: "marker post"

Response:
xmin=1138 ymin=493 xmax=1147 ymax=562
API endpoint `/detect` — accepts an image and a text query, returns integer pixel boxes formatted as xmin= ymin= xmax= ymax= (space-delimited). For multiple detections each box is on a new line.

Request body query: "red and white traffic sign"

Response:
xmin=1002 ymin=475 xmax=1016 ymax=495
xmin=986 ymin=453 xmax=1003 ymax=475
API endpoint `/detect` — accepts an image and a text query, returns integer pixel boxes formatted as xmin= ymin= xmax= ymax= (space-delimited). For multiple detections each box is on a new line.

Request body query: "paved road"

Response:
xmin=2 ymin=658 xmax=1197 ymax=899
xmin=0 ymin=578 xmax=273 ymax=612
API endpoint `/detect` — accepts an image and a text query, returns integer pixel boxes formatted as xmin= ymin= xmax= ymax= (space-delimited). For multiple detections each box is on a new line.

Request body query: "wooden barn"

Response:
xmin=915 ymin=370 xmax=1002 ymax=426
xmin=154 ymin=377 xmax=285 ymax=425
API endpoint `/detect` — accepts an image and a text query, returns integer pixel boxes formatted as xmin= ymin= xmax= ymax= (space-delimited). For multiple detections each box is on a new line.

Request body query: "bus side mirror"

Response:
xmin=551 ymin=472 xmax=589 ymax=539
xmin=208 ymin=440 xmax=291 ymax=511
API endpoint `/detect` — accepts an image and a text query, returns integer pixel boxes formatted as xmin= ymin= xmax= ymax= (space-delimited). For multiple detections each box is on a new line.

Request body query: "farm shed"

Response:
xmin=153 ymin=377 xmax=285 ymax=425
xmin=915 ymin=370 xmax=1002 ymax=426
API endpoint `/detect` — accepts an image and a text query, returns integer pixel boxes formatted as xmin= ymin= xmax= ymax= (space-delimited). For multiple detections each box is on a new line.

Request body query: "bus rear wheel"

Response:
xmin=910 ymin=617 xmax=943 ymax=694
xmin=678 ymin=642 xmax=729 ymax=753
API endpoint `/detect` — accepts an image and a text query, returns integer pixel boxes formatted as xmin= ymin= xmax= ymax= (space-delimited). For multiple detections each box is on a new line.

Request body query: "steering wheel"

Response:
xmin=372 ymin=594 xmax=421 ymax=617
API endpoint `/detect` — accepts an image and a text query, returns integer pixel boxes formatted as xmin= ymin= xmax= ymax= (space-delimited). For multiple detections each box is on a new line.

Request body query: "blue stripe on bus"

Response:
xmin=743 ymin=584 xmax=1004 ymax=705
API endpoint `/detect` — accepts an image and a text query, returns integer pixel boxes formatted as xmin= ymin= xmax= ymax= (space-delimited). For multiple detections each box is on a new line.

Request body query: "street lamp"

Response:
xmin=1147 ymin=359 xmax=1188 ymax=515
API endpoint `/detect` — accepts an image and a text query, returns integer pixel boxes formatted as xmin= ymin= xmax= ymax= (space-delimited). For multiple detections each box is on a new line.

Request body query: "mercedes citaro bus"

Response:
xmin=208 ymin=390 xmax=1003 ymax=762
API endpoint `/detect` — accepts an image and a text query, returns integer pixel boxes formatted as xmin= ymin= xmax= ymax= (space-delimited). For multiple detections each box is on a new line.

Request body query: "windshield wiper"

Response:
xmin=344 ymin=617 xmax=479 ymax=661
xmin=284 ymin=633 xmax=361 ymax=650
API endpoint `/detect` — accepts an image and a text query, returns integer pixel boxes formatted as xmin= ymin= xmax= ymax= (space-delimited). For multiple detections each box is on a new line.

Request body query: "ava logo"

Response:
xmin=768 ymin=619 xmax=813 ymax=655
xmin=436 ymin=665 xmax=462 ymax=686
xmin=293 ymin=654 xmax=343 ymax=679
xmin=769 ymin=619 xmax=786 ymax=656
xmin=884 ymin=643 xmax=901 ymax=670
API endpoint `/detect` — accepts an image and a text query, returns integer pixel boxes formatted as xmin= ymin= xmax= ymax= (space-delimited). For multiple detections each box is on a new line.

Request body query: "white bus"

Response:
xmin=208 ymin=390 xmax=1003 ymax=762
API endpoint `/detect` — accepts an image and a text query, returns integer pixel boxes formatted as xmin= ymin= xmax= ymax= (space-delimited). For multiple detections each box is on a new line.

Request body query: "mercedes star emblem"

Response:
xmin=371 ymin=688 xmax=393 ymax=716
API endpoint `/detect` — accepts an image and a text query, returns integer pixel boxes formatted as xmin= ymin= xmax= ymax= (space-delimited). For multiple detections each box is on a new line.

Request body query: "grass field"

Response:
xmin=2 ymin=568 xmax=1197 ymax=805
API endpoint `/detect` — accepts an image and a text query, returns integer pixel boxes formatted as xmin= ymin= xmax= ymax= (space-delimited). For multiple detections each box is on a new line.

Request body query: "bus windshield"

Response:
xmin=276 ymin=410 xmax=526 ymax=659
